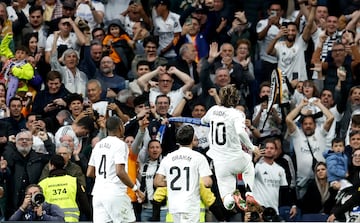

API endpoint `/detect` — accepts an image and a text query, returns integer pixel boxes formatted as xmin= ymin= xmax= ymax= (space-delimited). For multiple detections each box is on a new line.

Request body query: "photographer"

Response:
xmin=9 ymin=184 xmax=65 ymax=221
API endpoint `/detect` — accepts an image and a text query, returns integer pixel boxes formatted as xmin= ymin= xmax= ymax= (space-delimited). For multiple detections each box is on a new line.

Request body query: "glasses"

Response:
xmin=353 ymin=154 xmax=360 ymax=158
xmin=62 ymin=22 xmax=71 ymax=26
xmin=159 ymin=80 xmax=172 ymax=83
xmin=332 ymin=49 xmax=345 ymax=53
xmin=17 ymin=138 xmax=32 ymax=142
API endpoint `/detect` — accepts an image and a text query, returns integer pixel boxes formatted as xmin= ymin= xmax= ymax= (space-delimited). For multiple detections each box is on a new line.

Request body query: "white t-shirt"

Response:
xmin=253 ymin=160 xmax=287 ymax=213
xmin=274 ymin=36 xmax=308 ymax=81
xmin=201 ymin=105 xmax=253 ymax=160
xmin=149 ymin=87 xmax=184 ymax=115
xmin=153 ymin=11 xmax=182 ymax=58
xmin=252 ymin=103 xmax=282 ymax=138
xmin=191 ymin=124 xmax=209 ymax=150
xmin=55 ymin=125 xmax=80 ymax=148
xmin=45 ymin=33 xmax=80 ymax=53
xmin=256 ymin=18 xmax=288 ymax=63
xmin=291 ymin=126 xmax=327 ymax=187
xmin=156 ymin=147 xmax=212 ymax=214
xmin=89 ymin=136 xmax=129 ymax=196
xmin=76 ymin=1 xmax=105 ymax=31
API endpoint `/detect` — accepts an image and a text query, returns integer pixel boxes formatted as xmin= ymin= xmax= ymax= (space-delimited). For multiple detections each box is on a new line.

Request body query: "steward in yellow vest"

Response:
xmin=39 ymin=154 xmax=91 ymax=222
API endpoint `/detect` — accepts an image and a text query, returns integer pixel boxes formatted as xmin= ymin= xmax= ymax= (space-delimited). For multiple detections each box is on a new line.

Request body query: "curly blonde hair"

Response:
xmin=219 ymin=84 xmax=240 ymax=108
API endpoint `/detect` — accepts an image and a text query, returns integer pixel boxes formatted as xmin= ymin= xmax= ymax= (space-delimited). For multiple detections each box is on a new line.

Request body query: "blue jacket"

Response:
xmin=9 ymin=202 xmax=64 ymax=221
xmin=323 ymin=150 xmax=349 ymax=183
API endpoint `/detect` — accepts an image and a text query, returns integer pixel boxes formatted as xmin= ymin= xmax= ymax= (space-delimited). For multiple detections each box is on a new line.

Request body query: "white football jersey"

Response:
xmin=157 ymin=147 xmax=212 ymax=214
xmin=253 ymin=161 xmax=287 ymax=213
xmin=89 ymin=136 xmax=129 ymax=196
xmin=201 ymin=105 xmax=248 ymax=160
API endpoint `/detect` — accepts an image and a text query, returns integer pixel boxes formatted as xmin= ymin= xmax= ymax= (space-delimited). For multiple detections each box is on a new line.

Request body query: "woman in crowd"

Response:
xmin=299 ymin=162 xmax=336 ymax=221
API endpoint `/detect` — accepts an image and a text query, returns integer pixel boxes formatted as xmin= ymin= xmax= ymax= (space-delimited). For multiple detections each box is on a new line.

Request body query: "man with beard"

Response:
xmin=252 ymin=139 xmax=288 ymax=215
xmin=266 ymin=1 xmax=316 ymax=83
xmin=3 ymin=130 xmax=54 ymax=217
xmin=95 ymin=56 xmax=127 ymax=95
xmin=286 ymin=98 xmax=334 ymax=199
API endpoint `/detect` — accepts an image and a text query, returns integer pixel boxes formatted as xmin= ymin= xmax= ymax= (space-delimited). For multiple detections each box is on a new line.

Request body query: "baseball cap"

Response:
xmin=62 ymin=0 xmax=76 ymax=9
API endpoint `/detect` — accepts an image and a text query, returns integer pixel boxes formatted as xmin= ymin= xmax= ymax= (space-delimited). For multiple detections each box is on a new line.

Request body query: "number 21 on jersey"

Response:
xmin=169 ymin=166 xmax=190 ymax=191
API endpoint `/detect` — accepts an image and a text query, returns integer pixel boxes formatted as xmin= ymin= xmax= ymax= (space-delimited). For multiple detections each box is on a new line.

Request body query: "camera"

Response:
xmin=259 ymin=95 xmax=269 ymax=103
xmin=31 ymin=192 xmax=45 ymax=207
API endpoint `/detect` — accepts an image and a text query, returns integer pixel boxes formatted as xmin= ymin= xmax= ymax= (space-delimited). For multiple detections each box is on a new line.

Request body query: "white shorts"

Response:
xmin=172 ymin=212 xmax=199 ymax=223
xmin=213 ymin=153 xmax=254 ymax=199
xmin=93 ymin=194 xmax=135 ymax=223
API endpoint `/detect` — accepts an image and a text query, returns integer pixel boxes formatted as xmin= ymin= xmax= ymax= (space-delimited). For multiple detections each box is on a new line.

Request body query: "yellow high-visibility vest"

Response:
xmin=39 ymin=175 xmax=79 ymax=222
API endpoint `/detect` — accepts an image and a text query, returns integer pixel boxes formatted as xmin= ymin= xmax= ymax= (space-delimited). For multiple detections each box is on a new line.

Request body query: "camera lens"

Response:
xmin=32 ymin=192 xmax=45 ymax=206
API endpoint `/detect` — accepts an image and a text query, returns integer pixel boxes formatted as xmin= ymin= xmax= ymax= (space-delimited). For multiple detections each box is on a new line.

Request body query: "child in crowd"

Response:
xmin=323 ymin=138 xmax=349 ymax=187
xmin=102 ymin=19 xmax=134 ymax=75
xmin=0 ymin=34 xmax=34 ymax=105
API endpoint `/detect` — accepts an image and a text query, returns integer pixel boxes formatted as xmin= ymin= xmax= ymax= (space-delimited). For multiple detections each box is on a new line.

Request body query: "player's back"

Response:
xmin=160 ymin=147 xmax=205 ymax=213
xmin=90 ymin=136 xmax=129 ymax=195
xmin=202 ymin=105 xmax=246 ymax=160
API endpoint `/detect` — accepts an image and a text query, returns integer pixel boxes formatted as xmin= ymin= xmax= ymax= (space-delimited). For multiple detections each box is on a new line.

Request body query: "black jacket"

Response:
xmin=3 ymin=143 xmax=53 ymax=216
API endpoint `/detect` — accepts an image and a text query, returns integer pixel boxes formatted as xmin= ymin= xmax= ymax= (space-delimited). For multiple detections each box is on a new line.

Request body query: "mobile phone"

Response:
xmin=35 ymin=115 xmax=42 ymax=121
xmin=293 ymin=72 xmax=299 ymax=80
xmin=185 ymin=17 xmax=192 ymax=26
xmin=270 ymin=10 xmax=277 ymax=17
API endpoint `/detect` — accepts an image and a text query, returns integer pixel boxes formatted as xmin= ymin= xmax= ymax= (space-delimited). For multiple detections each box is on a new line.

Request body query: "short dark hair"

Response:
xmin=350 ymin=130 xmax=360 ymax=138
xmin=15 ymin=45 xmax=30 ymax=55
xmin=332 ymin=137 xmax=344 ymax=146
xmin=147 ymin=139 xmax=161 ymax=149
xmin=106 ymin=116 xmax=123 ymax=132
xmin=155 ymin=94 xmax=170 ymax=105
xmin=264 ymin=138 xmax=276 ymax=147
xmin=136 ymin=60 xmax=150 ymax=70
xmin=176 ymin=125 xmax=194 ymax=146
xmin=352 ymin=114 xmax=360 ymax=126
xmin=9 ymin=97 xmax=22 ymax=106
xmin=50 ymin=154 xmax=65 ymax=170
xmin=300 ymin=114 xmax=315 ymax=124
xmin=29 ymin=5 xmax=44 ymax=15
xmin=191 ymin=102 xmax=206 ymax=111
xmin=143 ymin=35 xmax=159 ymax=48
xmin=46 ymin=70 xmax=62 ymax=83
xmin=76 ymin=116 xmax=95 ymax=132
xmin=91 ymin=27 xmax=105 ymax=38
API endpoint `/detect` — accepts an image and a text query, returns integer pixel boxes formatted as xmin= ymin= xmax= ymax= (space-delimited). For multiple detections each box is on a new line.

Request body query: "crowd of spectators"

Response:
xmin=0 ymin=0 xmax=359 ymax=221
